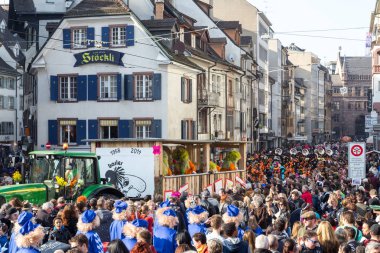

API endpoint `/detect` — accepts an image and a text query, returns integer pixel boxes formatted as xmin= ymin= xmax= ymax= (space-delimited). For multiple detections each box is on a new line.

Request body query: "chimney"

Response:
xmin=155 ymin=0 xmax=164 ymax=20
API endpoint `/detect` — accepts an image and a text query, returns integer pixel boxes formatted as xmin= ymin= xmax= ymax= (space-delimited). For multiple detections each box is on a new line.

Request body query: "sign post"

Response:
xmin=348 ymin=142 xmax=366 ymax=183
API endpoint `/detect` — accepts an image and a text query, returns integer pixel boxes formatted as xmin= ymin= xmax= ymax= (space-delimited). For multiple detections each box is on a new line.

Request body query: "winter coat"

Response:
xmin=222 ymin=238 xmax=249 ymax=253
xmin=188 ymin=223 xmax=207 ymax=238
xmin=95 ymin=208 xmax=113 ymax=242
xmin=110 ymin=220 xmax=127 ymax=241
xmin=251 ymin=206 xmax=270 ymax=229
xmin=49 ymin=226 xmax=72 ymax=244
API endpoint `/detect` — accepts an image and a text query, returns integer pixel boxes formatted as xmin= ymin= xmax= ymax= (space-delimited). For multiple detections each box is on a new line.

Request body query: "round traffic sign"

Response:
xmin=46 ymin=142 xmax=51 ymax=150
xmin=350 ymin=145 xmax=363 ymax=157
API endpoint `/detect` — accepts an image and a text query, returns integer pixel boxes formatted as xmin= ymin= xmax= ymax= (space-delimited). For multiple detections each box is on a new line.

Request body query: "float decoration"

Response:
xmin=172 ymin=147 xmax=196 ymax=175
xmin=221 ymin=150 xmax=241 ymax=171
xmin=12 ymin=171 xmax=22 ymax=184
xmin=209 ymin=161 xmax=221 ymax=173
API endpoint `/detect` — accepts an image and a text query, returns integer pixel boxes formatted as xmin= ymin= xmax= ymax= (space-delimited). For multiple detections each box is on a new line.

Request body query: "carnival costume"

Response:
xmin=223 ymin=205 xmax=245 ymax=240
xmin=76 ymin=210 xmax=103 ymax=253
xmin=110 ymin=200 xmax=128 ymax=241
xmin=122 ymin=219 xmax=149 ymax=251
xmin=187 ymin=205 xmax=208 ymax=238
xmin=153 ymin=208 xmax=179 ymax=253
xmin=15 ymin=220 xmax=44 ymax=253
xmin=9 ymin=211 xmax=33 ymax=253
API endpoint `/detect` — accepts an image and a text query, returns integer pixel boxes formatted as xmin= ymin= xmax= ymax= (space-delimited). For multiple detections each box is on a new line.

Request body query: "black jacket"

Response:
xmin=49 ymin=226 xmax=72 ymax=244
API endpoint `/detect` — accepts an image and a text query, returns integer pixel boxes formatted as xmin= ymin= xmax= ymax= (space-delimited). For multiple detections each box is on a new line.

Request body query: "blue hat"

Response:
xmin=163 ymin=209 xmax=177 ymax=217
xmin=114 ymin=201 xmax=128 ymax=213
xmin=18 ymin=211 xmax=33 ymax=226
xmin=159 ymin=200 xmax=171 ymax=208
xmin=81 ymin=210 xmax=97 ymax=223
xmin=131 ymin=219 xmax=148 ymax=228
xmin=19 ymin=220 xmax=40 ymax=235
xmin=227 ymin=205 xmax=239 ymax=217
xmin=191 ymin=206 xmax=206 ymax=215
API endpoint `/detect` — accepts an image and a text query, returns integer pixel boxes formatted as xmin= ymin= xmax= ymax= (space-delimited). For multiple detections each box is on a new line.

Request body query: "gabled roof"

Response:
xmin=0 ymin=57 xmax=18 ymax=75
xmin=0 ymin=6 xmax=25 ymax=64
xmin=216 ymin=21 xmax=242 ymax=33
xmin=65 ymin=0 xmax=129 ymax=18
xmin=339 ymin=56 xmax=371 ymax=75
xmin=162 ymin=0 xmax=196 ymax=27
xmin=241 ymin=36 xmax=252 ymax=46
xmin=12 ymin=0 xmax=35 ymax=14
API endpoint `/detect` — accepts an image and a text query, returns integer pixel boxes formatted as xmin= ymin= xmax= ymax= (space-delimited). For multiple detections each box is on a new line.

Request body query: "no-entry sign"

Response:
xmin=348 ymin=142 xmax=366 ymax=179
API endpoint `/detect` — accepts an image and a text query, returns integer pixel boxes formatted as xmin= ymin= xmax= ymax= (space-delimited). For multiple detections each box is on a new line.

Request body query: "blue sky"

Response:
xmin=249 ymin=0 xmax=376 ymax=63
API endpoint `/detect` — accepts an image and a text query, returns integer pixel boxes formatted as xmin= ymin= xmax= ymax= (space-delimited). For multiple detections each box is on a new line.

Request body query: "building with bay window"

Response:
xmin=29 ymin=0 xmax=202 ymax=149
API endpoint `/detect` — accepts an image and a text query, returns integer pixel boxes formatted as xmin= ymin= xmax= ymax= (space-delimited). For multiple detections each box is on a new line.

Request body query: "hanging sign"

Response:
xmin=74 ymin=50 xmax=124 ymax=67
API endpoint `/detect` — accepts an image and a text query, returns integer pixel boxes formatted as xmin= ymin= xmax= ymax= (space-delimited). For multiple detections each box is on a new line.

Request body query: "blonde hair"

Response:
xmin=112 ymin=210 xmax=128 ymax=221
xmin=188 ymin=211 xmax=208 ymax=224
xmin=157 ymin=213 xmax=179 ymax=228
xmin=123 ymin=223 xmax=147 ymax=238
xmin=222 ymin=211 xmax=243 ymax=225
xmin=15 ymin=226 xmax=44 ymax=248
xmin=317 ymin=221 xmax=340 ymax=253
xmin=327 ymin=193 xmax=339 ymax=207
xmin=291 ymin=221 xmax=301 ymax=240
xmin=77 ymin=215 xmax=100 ymax=233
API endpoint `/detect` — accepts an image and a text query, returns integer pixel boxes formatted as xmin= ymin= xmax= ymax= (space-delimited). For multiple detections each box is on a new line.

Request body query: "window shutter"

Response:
xmin=50 ymin=76 xmax=58 ymax=101
xmin=87 ymin=75 xmax=98 ymax=101
xmin=48 ymin=120 xmax=58 ymax=145
xmin=117 ymin=74 xmax=122 ymax=100
xmin=153 ymin=73 xmax=161 ymax=100
xmin=118 ymin=120 xmax=129 ymax=138
xmin=181 ymin=120 xmax=186 ymax=140
xmin=126 ymin=25 xmax=135 ymax=46
xmin=77 ymin=75 xmax=87 ymax=101
xmin=152 ymin=119 xmax=162 ymax=138
xmin=88 ymin=119 xmax=98 ymax=139
xmin=101 ymin=27 xmax=109 ymax=47
xmin=63 ymin=29 xmax=71 ymax=48
xmin=76 ymin=120 xmax=86 ymax=145
xmin=87 ymin=27 xmax=95 ymax=47
xmin=191 ymin=120 xmax=196 ymax=140
xmin=124 ymin=75 xmax=134 ymax=100
xmin=189 ymin=79 xmax=193 ymax=103
xmin=127 ymin=120 xmax=134 ymax=138
xmin=181 ymin=77 xmax=185 ymax=102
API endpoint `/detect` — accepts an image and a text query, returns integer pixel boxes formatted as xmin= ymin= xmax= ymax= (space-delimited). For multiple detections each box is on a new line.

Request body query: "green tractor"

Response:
xmin=0 ymin=151 xmax=124 ymax=205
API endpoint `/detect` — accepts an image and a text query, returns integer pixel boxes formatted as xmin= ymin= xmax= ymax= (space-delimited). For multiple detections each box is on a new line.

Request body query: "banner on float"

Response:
xmin=235 ymin=176 xmax=246 ymax=188
xmin=214 ymin=179 xmax=223 ymax=193
xmin=96 ymin=147 xmax=154 ymax=198
xmin=226 ymin=178 xmax=234 ymax=190
xmin=179 ymin=183 xmax=189 ymax=193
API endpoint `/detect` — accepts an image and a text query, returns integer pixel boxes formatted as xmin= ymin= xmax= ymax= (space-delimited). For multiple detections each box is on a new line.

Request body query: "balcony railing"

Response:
xmin=198 ymin=90 xmax=219 ymax=107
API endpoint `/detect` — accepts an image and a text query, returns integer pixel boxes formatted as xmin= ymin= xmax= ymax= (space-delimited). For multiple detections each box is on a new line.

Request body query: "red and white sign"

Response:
xmin=214 ymin=179 xmax=223 ymax=193
xmin=178 ymin=183 xmax=189 ymax=193
xmin=350 ymin=145 xmax=363 ymax=157
xmin=235 ymin=176 xmax=247 ymax=188
xmin=348 ymin=142 xmax=366 ymax=179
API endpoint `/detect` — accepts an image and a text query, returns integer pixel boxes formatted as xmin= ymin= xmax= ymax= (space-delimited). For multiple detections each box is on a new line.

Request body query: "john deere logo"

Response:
xmin=74 ymin=50 xmax=124 ymax=67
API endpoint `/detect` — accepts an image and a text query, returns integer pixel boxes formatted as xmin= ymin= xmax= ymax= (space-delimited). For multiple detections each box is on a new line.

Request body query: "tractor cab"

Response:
xmin=28 ymin=151 xmax=99 ymax=201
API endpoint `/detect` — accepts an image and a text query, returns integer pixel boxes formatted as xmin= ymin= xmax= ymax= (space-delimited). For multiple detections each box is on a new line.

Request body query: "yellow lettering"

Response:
xmin=99 ymin=55 xmax=103 ymax=61
xmin=94 ymin=54 xmax=99 ymax=61
xmin=82 ymin=52 xmax=91 ymax=64
xmin=104 ymin=54 xmax=109 ymax=61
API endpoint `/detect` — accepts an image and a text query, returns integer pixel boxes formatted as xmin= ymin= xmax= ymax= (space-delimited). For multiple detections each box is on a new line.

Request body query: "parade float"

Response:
xmin=88 ymin=138 xmax=247 ymax=197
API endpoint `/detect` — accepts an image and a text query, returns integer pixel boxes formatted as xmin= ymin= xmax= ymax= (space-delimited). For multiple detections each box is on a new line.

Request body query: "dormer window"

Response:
xmin=0 ymin=20 xmax=6 ymax=33
xmin=13 ymin=43 xmax=20 ymax=57
xmin=191 ymin=33 xmax=196 ymax=48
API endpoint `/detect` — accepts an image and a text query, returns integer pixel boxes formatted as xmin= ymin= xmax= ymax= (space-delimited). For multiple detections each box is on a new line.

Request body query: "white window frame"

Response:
xmin=99 ymin=119 xmax=118 ymax=139
xmin=72 ymin=28 xmax=87 ymax=49
xmin=99 ymin=75 xmax=117 ymax=100
xmin=0 ymin=19 xmax=5 ymax=33
xmin=179 ymin=27 xmax=184 ymax=42
xmin=0 ymin=96 xmax=3 ymax=109
xmin=111 ymin=26 xmax=126 ymax=47
xmin=135 ymin=119 xmax=152 ymax=139
xmin=191 ymin=33 xmax=196 ymax=48
xmin=59 ymin=76 xmax=77 ymax=101
xmin=8 ymin=96 xmax=14 ymax=109
xmin=59 ymin=120 xmax=77 ymax=145
xmin=135 ymin=74 xmax=153 ymax=100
